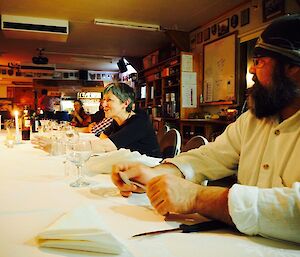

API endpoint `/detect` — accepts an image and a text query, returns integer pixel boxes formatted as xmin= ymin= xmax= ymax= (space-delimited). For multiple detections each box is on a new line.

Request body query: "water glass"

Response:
xmin=66 ymin=140 xmax=92 ymax=187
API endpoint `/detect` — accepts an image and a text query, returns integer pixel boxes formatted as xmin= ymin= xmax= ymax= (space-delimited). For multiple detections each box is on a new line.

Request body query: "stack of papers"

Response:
xmin=86 ymin=149 xmax=162 ymax=174
xmin=36 ymin=205 xmax=124 ymax=254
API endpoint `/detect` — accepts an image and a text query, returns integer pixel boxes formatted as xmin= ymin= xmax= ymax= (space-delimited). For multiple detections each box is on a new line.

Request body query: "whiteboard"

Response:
xmin=203 ymin=33 xmax=236 ymax=102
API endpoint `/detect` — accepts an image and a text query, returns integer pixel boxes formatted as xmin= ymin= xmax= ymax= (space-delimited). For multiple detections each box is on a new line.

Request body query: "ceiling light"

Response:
xmin=94 ymin=18 xmax=161 ymax=32
xmin=44 ymin=51 xmax=113 ymax=61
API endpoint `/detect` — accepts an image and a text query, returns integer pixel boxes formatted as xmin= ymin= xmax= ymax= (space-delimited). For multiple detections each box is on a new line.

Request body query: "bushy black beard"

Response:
xmin=250 ymin=63 xmax=299 ymax=118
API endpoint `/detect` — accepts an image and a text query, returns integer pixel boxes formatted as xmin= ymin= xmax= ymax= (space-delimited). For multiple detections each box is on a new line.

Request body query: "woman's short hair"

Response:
xmin=74 ymin=99 xmax=83 ymax=106
xmin=104 ymin=82 xmax=135 ymax=112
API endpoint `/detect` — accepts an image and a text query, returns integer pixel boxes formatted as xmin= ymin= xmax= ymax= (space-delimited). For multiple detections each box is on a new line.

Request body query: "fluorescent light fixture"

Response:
xmin=44 ymin=51 xmax=113 ymax=61
xmin=94 ymin=18 xmax=161 ymax=31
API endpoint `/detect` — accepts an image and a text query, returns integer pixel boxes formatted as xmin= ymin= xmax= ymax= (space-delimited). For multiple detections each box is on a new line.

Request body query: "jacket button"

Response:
xmin=274 ymin=129 xmax=280 ymax=135
xmin=263 ymin=164 xmax=269 ymax=169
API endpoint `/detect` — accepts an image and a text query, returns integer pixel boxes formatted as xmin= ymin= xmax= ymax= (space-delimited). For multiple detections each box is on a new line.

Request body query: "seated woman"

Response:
xmin=32 ymin=82 xmax=161 ymax=158
xmin=70 ymin=99 xmax=91 ymax=127
xmin=91 ymin=82 xmax=161 ymax=157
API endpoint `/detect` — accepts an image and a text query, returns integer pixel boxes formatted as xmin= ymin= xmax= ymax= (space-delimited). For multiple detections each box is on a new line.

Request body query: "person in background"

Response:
xmin=91 ymin=99 xmax=105 ymax=123
xmin=89 ymin=117 xmax=113 ymax=137
xmin=87 ymin=99 xmax=113 ymax=136
xmin=70 ymin=99 xmax=91 ymax=127
xmin=38 ymin=89 xmax=54 ymax=119
xmin=33 ymin=82 xmax=161 ymax=158
xmin=111 ymin=14 xmax=300 ymax=244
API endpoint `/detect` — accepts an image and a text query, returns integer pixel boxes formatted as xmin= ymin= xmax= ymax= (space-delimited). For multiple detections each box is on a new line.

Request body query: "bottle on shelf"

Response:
xmin=31 ymin=112 xmax=40 ymax=133
xmin=22 ymin=106 xmax=31 ymax=140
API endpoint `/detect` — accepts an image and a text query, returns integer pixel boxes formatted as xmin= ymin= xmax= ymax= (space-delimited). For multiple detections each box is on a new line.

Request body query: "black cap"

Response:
xmin=253 ymin=14 xmax=300 ymax=66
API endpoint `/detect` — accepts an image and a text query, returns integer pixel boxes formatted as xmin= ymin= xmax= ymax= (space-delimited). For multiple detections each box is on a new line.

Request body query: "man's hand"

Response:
xmin=146 ymin=174 xmax=201 ymax=215
xmin=111 ymin=163 xmax=155 ymax=197
xmin=31 ymin=135 xmax=52 ymax=153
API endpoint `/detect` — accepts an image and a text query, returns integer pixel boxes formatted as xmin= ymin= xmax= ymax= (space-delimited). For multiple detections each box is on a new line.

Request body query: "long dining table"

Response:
xmin=0 ymin=132 xmax=299 ymax=257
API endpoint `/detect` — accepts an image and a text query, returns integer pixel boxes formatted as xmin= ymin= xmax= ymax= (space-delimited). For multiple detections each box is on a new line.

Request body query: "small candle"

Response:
xmin=14 ymin=110 xmax=21 ymax=143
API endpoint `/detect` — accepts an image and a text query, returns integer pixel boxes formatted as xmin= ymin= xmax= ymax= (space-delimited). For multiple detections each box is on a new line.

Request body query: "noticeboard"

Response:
xmin=203 ymin=32 xmax=237 ymax=103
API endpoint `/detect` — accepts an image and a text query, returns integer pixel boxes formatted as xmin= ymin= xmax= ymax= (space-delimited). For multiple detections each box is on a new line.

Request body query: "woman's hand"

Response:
xmin=88 ymin=122 xmax=96 ymax=133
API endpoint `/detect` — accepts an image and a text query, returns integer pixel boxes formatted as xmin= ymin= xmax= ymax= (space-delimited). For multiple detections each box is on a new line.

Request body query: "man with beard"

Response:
xmin=111 ymin=14 xmax=300 ymax=243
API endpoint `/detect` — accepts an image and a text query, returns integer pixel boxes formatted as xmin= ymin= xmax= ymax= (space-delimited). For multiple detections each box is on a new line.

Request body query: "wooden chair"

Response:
xmin=159 ymin=128 xmax=181 ymax=159
xmin=181 ymin=135 xmax=208 ymax=152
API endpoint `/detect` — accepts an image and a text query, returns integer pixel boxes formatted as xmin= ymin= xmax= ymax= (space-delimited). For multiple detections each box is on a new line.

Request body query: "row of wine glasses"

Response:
xmin=35 ymin=122 xmax=92 ymax=188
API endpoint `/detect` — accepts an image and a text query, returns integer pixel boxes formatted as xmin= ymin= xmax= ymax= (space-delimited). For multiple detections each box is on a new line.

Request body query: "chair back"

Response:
xmin=54 ymin=111 xmax=70 ymax=122
xmin=156 ymin=123 xmax=171 ymax=143
xmin=159 ymin=128 xmax=181 ymax=159
xmin=182 ymin=135 xmax=208 ymax=152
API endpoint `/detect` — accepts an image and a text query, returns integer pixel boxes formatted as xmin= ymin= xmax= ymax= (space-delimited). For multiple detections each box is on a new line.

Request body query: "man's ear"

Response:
xmin=285 ymin=64 xmax=300 ymax=78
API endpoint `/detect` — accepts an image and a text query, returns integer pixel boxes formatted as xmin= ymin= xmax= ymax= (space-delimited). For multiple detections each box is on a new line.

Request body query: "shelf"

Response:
xmin=162 ymin=72 xmax=180 ymax=79
xmin=163 ymin=117 xmax=180 ymax=121
xmin=180 ymin=118 xmax=232 ymax=125
xmin=200 ymin=101 xmax=235 ymax=106
xmin=140 ymin=54 xmax=180 ymax=73
xmin=165 ymin=84 xmax=179 ymax=89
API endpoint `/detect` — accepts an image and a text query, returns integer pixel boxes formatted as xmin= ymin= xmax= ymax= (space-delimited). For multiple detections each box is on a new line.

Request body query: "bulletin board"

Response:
xmin=203 ymin=32 xmax=237 ymax=103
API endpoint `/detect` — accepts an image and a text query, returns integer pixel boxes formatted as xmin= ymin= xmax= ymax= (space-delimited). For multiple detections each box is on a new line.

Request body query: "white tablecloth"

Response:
xmin=0 ymin=133 xmax=299 ymax=257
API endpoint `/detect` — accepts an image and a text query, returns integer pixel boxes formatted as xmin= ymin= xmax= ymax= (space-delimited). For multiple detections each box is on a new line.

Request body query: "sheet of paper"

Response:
xmin=204 ymin=79 xmax=213 ymax=102
xmin=181 ymin=54 xmax=193 ymax=72
xmin=182 ymin=72 xmax=197 ymax=108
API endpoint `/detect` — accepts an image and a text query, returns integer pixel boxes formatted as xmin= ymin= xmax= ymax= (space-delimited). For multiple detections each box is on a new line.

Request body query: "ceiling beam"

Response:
xmin=165 ymin=30 xmax=190 ymax=52
xmin=125 ymin=56 xmax=144 ymax=72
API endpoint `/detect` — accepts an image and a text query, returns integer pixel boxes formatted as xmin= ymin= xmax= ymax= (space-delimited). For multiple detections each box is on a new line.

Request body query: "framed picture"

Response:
xmin=230 ymin=14 xmax=239 ymax=28
xmin=196 ymin=31 xmax=202 ymax=44
xmin=218 ymin=18 xmax=229 ymax=37
xmin=211 ymin=24 xmax=217 ymax=36
xmin=262 ymin=0 xmax=285 ymax=22
xmin=190 ymin=35 xmax=196 ymax=50
xmin=203 ymin=27 xmax=210 ymax=41
xmin=241 ymin=8 xmax=250 ymax=26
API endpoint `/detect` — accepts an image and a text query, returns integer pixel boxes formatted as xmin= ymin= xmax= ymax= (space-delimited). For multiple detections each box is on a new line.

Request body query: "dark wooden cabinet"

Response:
xmin=180 ymin=119 xmax=232 ymax=143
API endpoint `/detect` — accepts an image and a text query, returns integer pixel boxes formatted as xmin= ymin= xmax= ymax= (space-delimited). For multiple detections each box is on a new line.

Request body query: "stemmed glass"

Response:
xmin=62 ymin=126 xmax=79 ymax=176
xmin=66 ymin=140 xmax=92 ymax=187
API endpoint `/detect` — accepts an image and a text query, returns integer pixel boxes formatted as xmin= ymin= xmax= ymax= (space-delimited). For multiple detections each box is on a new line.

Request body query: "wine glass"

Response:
xmin=66 ymin=140 xmax=92 ymax=187
xmin=64 ymin=125 xmax=79 ymax=143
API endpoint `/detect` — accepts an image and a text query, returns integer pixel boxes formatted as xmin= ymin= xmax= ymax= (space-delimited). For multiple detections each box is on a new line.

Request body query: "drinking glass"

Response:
xmin=64 ymin=125 xmax=79 ymax=142
xmin=5 ymin=120 xmax=15 ymax=148
xmin=66 ymin=140 xmax=92 ymax=187
xmin=62 ymin=126 xmax=79 ymax=176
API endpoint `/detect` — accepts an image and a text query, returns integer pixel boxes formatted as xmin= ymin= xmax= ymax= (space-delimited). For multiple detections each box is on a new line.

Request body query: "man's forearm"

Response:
xmin=194 ymin=186 xmax=234 ymax=225
xmin=152 ymin=163 xmax=184 ymax=178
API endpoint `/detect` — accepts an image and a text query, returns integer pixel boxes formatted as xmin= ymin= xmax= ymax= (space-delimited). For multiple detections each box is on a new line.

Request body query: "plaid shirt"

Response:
xmin=91 ymin=118 xmax=113 ymax=137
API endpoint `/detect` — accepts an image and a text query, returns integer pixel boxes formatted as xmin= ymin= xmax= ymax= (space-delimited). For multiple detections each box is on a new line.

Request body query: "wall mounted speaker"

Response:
xmin=79 ymin=70 xmax=88 ymax=80
xmin=117 ymin=58 xmax=128 ymax=73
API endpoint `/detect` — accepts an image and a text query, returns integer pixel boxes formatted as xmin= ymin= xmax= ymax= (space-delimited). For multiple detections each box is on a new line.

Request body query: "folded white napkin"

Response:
xmin=36 ymin=205 xmax=124 ymax=254
xmin=86 ymin=148 xmax=162 ymax=174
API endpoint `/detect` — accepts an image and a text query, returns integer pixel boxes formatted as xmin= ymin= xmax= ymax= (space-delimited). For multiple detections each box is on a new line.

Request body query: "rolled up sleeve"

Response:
xmin=228 ymin=182 xmax=300 ymax=243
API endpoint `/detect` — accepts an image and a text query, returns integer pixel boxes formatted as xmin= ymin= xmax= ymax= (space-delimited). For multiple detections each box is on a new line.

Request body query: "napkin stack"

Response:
xmin=86 ymin=149 xmax=162 ymax=174
xmin=36 ymin=205 xmax=124 ymax=254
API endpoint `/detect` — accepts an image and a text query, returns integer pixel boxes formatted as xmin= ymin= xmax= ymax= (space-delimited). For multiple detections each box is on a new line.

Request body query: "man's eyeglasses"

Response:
xmin=252 ymin=58 xmax=265 ymax=68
